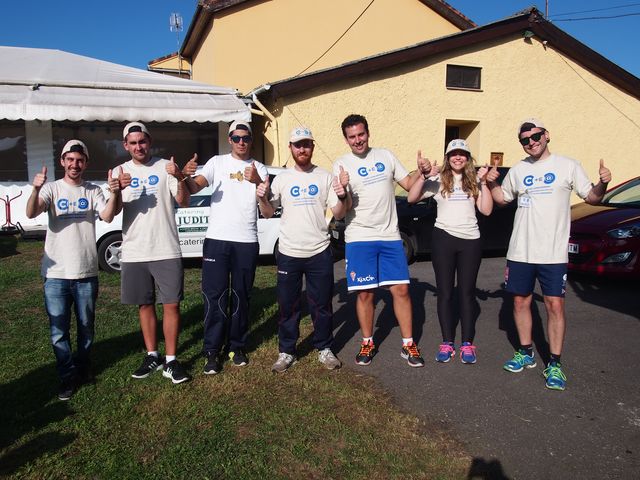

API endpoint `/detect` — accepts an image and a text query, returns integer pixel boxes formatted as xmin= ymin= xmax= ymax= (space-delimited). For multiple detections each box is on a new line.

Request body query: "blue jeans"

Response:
xmin=44 ymin=277 xmax=98 ymax=380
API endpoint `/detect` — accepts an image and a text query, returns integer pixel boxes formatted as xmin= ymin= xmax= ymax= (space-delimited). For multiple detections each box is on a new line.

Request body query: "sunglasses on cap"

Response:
xmin=230 ymin=135 xmax=252 ymax=144
xmin=519 ymin=130 xmax=545 ymax=146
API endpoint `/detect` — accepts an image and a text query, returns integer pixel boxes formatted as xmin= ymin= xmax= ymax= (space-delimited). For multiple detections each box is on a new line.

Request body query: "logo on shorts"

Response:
xmin=356 ymin=275 xmax=375 ymax=283
xmin=504 ymin=266 xmax=509 ymax=285
xmin=350 ymin=271 xmax=356 ymax=281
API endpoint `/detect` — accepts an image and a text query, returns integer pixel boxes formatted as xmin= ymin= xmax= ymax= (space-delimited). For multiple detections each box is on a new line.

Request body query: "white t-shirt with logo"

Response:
xmin=333 ymin=148 xmax=408 ymax=243
xmin=269 ymin=166 xmax=337 ymax=258
xmin=116 ymin=157 xmax=181 ymax=262
xmin=199 ymin=154 xmax=268 ymax=243
xmin=40 ymin=180 xmax=107 ymax=279
xmin=501 ymin=154 xmax=592 ymax=264
xmin=421 ymin=174 xmax=480 ymax=240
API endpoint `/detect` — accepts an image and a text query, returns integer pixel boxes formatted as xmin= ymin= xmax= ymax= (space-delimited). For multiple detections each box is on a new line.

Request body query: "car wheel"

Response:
xmin=400 ymin=231 xmax=415 ymax=264
xmin=97 ymin=233 xmax=123 ymax=273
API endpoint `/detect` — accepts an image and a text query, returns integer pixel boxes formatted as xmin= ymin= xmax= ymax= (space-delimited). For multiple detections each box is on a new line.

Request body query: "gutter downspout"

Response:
xmin=246 ymin=84 xmax=281 ymax=167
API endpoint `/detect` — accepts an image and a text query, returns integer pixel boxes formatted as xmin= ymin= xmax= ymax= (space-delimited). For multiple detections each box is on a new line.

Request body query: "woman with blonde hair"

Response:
xmin=408 ymin=139 xmax=492 ymax=364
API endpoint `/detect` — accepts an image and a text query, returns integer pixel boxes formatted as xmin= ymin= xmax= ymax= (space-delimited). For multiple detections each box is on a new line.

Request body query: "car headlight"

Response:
xmin=607 ymin=222 xmax=640 ymax=239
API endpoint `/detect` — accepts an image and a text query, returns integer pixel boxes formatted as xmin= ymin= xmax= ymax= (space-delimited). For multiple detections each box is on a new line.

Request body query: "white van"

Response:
xmin=95 ymin=165 xmax=284 ymax=273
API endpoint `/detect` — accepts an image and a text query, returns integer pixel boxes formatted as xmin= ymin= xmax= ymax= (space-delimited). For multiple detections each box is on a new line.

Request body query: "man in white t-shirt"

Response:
xmin=183 ymin=121 xmax=267 ymax=374
xmin=116 ymin=122 xmax=193 ymax=385
xmin=256 ymin=127 xmax=350 ymax=373
xmin=334 ymin=114 xmax=425 ymax=368
xmin=487 ymin=118 xmax=611 ymax=391
xmin=26 ymin=140 xmax=120 ymax=400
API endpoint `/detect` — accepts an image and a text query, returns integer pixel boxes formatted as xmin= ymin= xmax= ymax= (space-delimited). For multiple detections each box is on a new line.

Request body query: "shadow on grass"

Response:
xmin=0 ymin=432 xmax=76 ymax=477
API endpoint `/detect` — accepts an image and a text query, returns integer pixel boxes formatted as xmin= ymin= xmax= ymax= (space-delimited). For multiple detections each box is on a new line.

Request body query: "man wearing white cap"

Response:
xmin=26 ymin=140 xmax=121 ymax=400
xmin=116 ymin=121 xmax=193 ymax=384
xmin=183 ymin=120 xmax=267 ymax=374
xmin=487 ymin=118 xmax=611 ymax=391
xmin=256 ymin=127 xmax=349 ymax=372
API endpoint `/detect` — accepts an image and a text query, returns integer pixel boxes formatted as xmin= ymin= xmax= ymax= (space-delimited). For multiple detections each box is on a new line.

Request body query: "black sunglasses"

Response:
xmin=230 ymin=135 xmax=252 ymax=144
xmin=519 ymin=131 xmax=545 ymax=146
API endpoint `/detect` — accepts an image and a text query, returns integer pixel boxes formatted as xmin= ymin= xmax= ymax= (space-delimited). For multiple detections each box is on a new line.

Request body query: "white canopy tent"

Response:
xmin=0 ymin=46 xmax=250 ymax=122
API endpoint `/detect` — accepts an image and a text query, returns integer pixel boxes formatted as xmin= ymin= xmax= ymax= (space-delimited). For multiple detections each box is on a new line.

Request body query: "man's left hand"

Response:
xmin=599 ymin=158 xmax=611 ymax=184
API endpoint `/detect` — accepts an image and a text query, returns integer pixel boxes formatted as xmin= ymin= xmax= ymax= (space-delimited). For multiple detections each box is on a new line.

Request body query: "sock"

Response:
xmin=519 ymin=344 xmax=533 ymax=357
xmin=362 ymin=336 xmax=373 ymax=344
xmin=165 ymin=355 xmax=176 ymax=363
xmin=148 ymin=351 xmax=159 ymax=358
xmin=402 ymin=337 xmax=413 ymax=346
xmin=549 ymin=353 xmax=561 ymax=365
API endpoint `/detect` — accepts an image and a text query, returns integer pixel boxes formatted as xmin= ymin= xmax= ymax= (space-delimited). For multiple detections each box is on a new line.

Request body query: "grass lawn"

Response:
xmin=0 ymin=236 xmax=468 ymax=479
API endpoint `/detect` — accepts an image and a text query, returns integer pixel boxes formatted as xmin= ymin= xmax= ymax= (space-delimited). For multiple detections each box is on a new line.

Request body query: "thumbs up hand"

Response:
xmin=256 ymin=175 xmax=270 ymax=199
xmin=33 ymin=166 xmax=47 ymax=189
xmin=416 ymin=150 xmax=432 ymax=175
xmin=244 ymin=160 xmax=262 ymax=185
xmin=165 ymin=156 xmax=181 ymax=178
xmin=338 ymin=165 xmax=350 ymax=188
xmin=477 ymin=164 xmax=489 ymax=183
xmin=428 ymin=158 xmax=440 ymax=177
xmin=486 ymin=159 xmax=500 ymax=183
xmin=118 ymin=166 xmax=132 ymax=190
xmin=182 ymin=154 xmax=198 ymax=176
xmin=107 ymin=167 xmax=121 ymax=194
xmin=598 ymin=158 xmax=611 ymax=184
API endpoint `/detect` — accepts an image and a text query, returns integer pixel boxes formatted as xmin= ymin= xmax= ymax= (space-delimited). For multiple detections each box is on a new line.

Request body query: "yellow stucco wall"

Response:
xmin=191 ymin=0 xmax=463 ymax=93
xmin=262 ymin=35 xmax=640 ymax=191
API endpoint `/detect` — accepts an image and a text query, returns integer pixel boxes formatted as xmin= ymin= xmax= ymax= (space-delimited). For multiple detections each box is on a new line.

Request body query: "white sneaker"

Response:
xmin=271 ymin=352 xmax=296 ymax=373
xmin=318 ymin=348 xmax=342 ymax=370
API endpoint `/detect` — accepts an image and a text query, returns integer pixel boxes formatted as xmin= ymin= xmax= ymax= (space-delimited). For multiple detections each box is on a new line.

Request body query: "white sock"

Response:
xmin=148 ymin=351 xmax=159 ymax=358
xmin=165 ymin=355 xmax=176 ymax=363
xmin=402 ymin=337 xmax=413 ymax=346
xmin=362 ymin=336 xmax=373 ymax=344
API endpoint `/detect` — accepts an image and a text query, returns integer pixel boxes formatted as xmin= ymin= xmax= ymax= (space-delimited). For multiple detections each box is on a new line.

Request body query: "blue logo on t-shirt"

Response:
xmin=57 ymin=198 xmax=69 ymax=210
xmin=77 ymin=198 xmax=89 ymax=209
xmin=131 ymin=177 xmax=140 ymax=188
xmin=149 ymin=175 xmax=159 ymax=185
xmin=358 ymin=163 xmax=386 ymax=177
xmin=308 ymin=184 xmax=318 ymax=196
xmin=290 ymin=186 xmax=301 ymax=197
xmin=523 ymin=175 xmax=534 ymax=187
xmin=358 ymin=166 xmax=369 ymax=177
xmin=543 ymin=172 xmax=556 ymax=184
xmin=375 ymin=162 xmax=385 ymax=172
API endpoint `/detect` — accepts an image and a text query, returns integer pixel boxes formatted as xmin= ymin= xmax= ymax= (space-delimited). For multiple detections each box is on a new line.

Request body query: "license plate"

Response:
xmin=568 ymin=243 xmax=579 ymax=254
xmin=331 ymin=230 xmax=339 ymax=239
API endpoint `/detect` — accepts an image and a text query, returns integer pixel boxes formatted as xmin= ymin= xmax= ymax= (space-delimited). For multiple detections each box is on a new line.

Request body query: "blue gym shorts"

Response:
xmin=345 ymin=240 xmax=410 ymax=291
xmin=504 ymin=260 xmax=567 ymax=297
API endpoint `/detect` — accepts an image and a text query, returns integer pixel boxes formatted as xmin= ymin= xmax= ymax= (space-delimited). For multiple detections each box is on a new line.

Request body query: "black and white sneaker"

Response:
xmin=229 ymin=350 xmax=248 ymax=367
xmin=57 ymin=378 xmax=75 ymax=401
xmin=163 ymin=360 xmax=191 ymax=384
xmin=204 ymin=352 xmax=222 ymax=375
xmin=131 ymin=354 xmax=163 ymax=379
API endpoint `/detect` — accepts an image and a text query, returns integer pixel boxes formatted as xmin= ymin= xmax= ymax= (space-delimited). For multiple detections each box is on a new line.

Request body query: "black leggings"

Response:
xmin=431 ymin=227 xmax=482 ymax=343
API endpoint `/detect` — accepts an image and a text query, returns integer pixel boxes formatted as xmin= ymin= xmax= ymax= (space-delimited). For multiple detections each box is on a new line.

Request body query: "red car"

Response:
xmin=568 ymin=176 xmax=640 ymax=279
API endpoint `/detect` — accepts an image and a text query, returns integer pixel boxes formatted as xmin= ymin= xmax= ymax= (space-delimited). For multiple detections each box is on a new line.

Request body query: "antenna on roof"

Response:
xmin=169 ymin=13 xmax=183 ymax=50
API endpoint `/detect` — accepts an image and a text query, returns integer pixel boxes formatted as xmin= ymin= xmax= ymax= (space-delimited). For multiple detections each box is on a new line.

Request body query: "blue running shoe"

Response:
xmin=436 ymin=342 xmax=455 ymax=363
xmin=460 ymin=342 xmax=477 ymax=364
xmin=503 ymin=350 xmax=536 ymax=372
xmin=543 ymin=363 xmax=567 ymax=391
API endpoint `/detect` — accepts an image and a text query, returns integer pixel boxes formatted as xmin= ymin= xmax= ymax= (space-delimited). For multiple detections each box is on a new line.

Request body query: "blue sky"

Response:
xmin=1 ymin=0 xmax=638 ymax=78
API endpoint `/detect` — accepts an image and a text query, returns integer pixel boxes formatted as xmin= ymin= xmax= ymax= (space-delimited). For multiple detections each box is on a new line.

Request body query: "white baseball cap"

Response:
xmin=517 ymin=118 xmax=545 ymax=137
xmin=61 ymin=139 xmax=90 ymax=159
xmin=289 ymin=126 xmax=314 ymax=143
xmin=445 ymin=138 xmax=471 ymax=155
xmin=228 ymin=120 xmax=252 ymax=135
xmin=123 ymin=121 xmax=151 ymax=139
